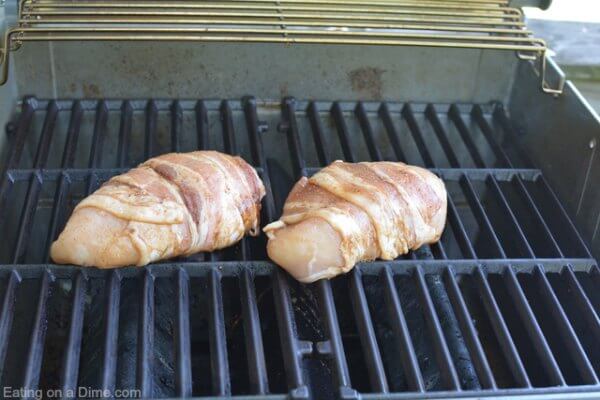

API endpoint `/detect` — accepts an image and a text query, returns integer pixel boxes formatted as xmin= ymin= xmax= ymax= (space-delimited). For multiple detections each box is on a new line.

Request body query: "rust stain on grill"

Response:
xmin=82 ymin=83 xmax=101 ymax=97
xmin=348 ymin=67 xmax=385 ymax=99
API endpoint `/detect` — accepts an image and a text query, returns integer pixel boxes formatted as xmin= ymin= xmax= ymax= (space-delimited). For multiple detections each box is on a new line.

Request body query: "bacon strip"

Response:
xmin=51 ymin=151 xmax=265 ymax=267
xmin=264 ymin=160 xmax=447 ymax=282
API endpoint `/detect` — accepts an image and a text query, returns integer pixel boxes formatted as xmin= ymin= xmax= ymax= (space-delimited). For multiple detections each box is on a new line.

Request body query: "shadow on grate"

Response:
xmin=0 ymin=96 xmax=598 ymax=399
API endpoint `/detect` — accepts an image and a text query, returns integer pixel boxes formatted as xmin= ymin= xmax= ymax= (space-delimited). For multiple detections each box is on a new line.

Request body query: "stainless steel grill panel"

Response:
xmin=0 ymin=0 xmax=562 ymax=92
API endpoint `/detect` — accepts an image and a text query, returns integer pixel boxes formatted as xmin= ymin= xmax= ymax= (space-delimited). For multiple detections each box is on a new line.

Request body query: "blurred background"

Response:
xmin=524 ymin=0 xmax=600 ymax=110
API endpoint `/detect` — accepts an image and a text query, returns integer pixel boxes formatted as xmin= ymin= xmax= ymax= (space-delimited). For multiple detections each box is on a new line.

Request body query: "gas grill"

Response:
xmin=0 ymin=0 xmax=599 ymax=399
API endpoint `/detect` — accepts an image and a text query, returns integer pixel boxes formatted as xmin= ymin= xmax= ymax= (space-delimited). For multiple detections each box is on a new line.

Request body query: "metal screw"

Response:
xmin=258 ymin=121 xmax=269 ymax=133
xmin=5 ymin=122 xmax=16 ymax=140
xmin=590 ymin=138 xmax=597 ymax=149
xmin=277 ymin=122 xmax=289 ymax=132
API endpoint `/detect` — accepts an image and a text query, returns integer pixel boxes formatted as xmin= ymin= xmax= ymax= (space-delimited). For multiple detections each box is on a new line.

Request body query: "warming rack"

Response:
xmin=0 ymin=0 xmax=560 ymax=93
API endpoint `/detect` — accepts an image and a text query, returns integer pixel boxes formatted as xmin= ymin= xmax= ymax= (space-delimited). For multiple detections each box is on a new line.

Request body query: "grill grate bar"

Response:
xmin=171 ymin=100 xmax=183 ymax=152
xmin=408 ymin=112 xmax=475 ymax=256
xmin=561 ymin=266 xmax=600 ymax=339
xmin=349 ymin=269 xmax=389 ymax=393
xmin=243 ymin=96 xmax=274 ymax=260
xmin=175 ymin=269 xmax=193 ymax=397
xmin=33 ymin=101 xmax=59 ymax=169
xmin=511 ymin=175 xmax=564 ymax=258
xmin=391 ymin=104 xmax=436 ymax=258
xmin=144 ymin=100 xmax=158 ymax=159
xmin=486 ymin=175 xmax=536 ymax=258
xmin=12 ymin=172 xmax=42 ymax=264
xmin=402 ymin=104 xmax=435 ymax=168
xmin=195 ymin=100 xmax=210 ymax=152
xmin=101 ymin=271 xmax=121 ymax=393
xmin=402 ymin=104 xmax=449 ymax=259
xmin=44 ymin=173 xmax=71 ymax=262
xmin=460 ymin=175 xmax=506 ymax=258
xmin=307 ymin=102 xmax=331 ymax=166
xmin=2 ymin=98 xmax=36 ymax=172
xmin=316 ymin=280 xmax=353 ymax=395
xmin=434 ymin=240 xmax=448 ymax=260
xmin=217 ymin=100 xmax=247 ymax=261
xmin=536 ymin=176 xmax=592 ymax=258
xmin=448 ymin=105 xmax=487 ymax=168
xmin=502 ymin=267 xmax=565 ymax=386
xmin=0 ymin=259 xmax=594 ymax=278
xmin=13 ymin=102 xmax=58 ymax=258
xmin=60 ymin=100 xmax=83 ymax=169
xmin=486 ymin=107 xmax=582 ymax=254
xmin=85 ymin=172 xmax=100 ymax=196
xmin=272 ymin=269 xmax=311 ymax=397
xmin=425 ymin=104 xmax=461 ymax=168
xmin=533 ymin=266 xmax=599 ymax=384
xmin=194 ymin=100 xmax=213 ymax=261
xmin=414 ymin=266 xmax=461 ymax=390
xmin=117 ymin=100 xmax=133 ymax=168
xmin=239 ymin=269 xmax=269 ymax=394
xmin=220 ymin=100 xmax=237 ymax=155
xmin=21 ymin=8 xmax=525 ymax=22
xmin=137 ymin=271 xmax=155 ymax=397
xmin=23 ymin=1 xmax=520 ymax=15
xmin=60 ymin=272 xmax=87 ymax=394
xmin=0 ymin=271 xmax=20 ymax=375
xmin=471 ymin=105 xmax=513 ymax=168
xmin=446 ymin=104 xmax=536 ymax=259
xmin=5 ymin=166 xmax=544 ymax=181
xmin=88 ymin=100 xmax=109 ymax=169
xmin=207 ymin=269 xmax=231 ymax=396
xmin=443 ymin=267 xmax=496 ymax=389
xmin=331 ymin=102 xmax=356 ymax=163
xmin=242 ymin=98 xmax=276 ymax=222
xmin=491 ymin=105 xmax=535 ymax=168
xmin=354 ymin=102 xmax=436 ymax=259
xmin=473 ymin=267 xmax=530 ymax=387
xmin=282 ymin=98 xmax=307 ymax=178
xmin=355 ymin=102 xmax=383 ymax=162
xmin=447 ymin=194 xmax=477 ymax=259
xmin=242 ymin=97 xmax=265 ymax=171
xmin=379 ymin=102 xmax=407 ymax=163
xmin=22 ymin=271 xmax=52 ymax=391
xmin=382 ymin=266 xmax=425 ymax=392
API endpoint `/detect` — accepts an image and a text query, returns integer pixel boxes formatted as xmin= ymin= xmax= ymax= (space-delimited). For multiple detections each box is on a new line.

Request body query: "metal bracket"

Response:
xmin=0 ymin=30 xmax=12 ymax=85
xmin=535 ymin=51 xmax=566 ymax=95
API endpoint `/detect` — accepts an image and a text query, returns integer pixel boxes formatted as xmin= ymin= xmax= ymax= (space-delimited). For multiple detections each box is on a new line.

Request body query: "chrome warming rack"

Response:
xmin=0 ymin=0 xmax=561 ymax=93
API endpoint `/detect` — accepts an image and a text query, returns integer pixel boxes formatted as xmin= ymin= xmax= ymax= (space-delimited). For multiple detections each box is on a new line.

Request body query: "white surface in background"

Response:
xmin=524 ymin=0 xmax=600 ymax=23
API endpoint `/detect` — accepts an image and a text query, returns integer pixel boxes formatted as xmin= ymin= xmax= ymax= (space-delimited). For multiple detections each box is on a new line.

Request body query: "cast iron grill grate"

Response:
xmin=0 ymin=96 xmax=597 ymax=399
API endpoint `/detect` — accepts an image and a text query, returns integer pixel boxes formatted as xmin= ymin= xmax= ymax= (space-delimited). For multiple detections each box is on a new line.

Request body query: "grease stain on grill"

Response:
xmin=348 ymin=67 xmax=385 ymax=99
xmin=82 ymin=83 xmax=101 ymax=98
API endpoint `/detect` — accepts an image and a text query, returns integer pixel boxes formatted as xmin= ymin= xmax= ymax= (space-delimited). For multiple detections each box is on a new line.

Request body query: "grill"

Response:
xmin=1 ymin=0 xmax=599 ymax=398
xmin=0 ymin=96 xmax=598 ymax=399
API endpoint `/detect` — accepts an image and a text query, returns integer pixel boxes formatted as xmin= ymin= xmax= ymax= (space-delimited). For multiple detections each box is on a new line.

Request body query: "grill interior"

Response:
xmin=0 ymin=96 xmax=598 ymax=399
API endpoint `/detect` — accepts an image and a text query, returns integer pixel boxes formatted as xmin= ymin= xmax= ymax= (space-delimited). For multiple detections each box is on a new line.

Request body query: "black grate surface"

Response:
xmin=0 ymin=97 xmax=598 ymax=399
